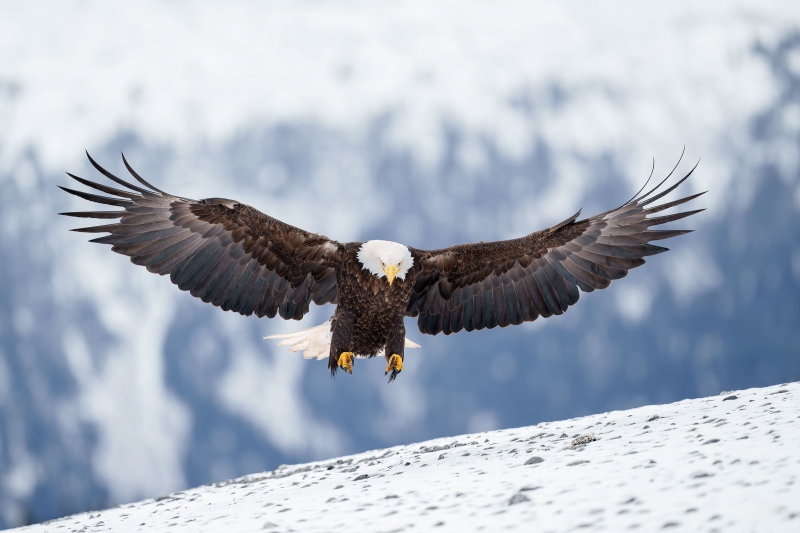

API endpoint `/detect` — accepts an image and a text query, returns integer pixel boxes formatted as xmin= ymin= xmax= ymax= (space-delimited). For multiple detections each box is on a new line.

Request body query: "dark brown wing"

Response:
xmin=407 ymin=161 xmax=704 ymax=335
xmin=60 ymin=152 xmax=341 ymax=320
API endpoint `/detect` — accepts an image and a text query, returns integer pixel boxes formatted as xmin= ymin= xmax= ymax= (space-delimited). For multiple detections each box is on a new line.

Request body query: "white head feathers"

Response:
xmin=357 ymin=240 xmax=413 ymax=284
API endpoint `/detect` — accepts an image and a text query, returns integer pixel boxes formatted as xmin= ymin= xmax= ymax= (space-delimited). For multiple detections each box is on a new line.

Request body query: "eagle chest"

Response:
xmin=338 ymin=249 xmax=415 ymax=331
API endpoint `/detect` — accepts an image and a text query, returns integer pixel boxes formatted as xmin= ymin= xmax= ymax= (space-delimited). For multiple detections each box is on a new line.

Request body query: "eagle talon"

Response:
xmin=338 ymin=352 xmax=354 ymax=374
xmin=385 ymin=353 xmax=403 ymax=376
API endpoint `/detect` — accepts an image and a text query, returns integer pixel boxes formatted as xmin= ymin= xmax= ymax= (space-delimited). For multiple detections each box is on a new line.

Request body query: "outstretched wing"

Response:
xmin=407 ymin=161 xmax=704 ymax=335
xmin=60 ymin=153 xmax=341 ymax=320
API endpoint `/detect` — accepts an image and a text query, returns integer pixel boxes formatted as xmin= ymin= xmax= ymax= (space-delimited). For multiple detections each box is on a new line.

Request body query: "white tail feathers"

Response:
xmin=265 ymin=319 xmax=421 ymax=360
xmin=265 ymin=320 xmax=333 ymax=360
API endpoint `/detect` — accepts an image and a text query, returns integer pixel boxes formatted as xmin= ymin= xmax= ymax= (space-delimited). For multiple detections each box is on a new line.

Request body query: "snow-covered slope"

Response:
xmin=19 ymin=382 xmax=799 ymax=532
xmin=2 ymin=2 xmax=800 ymax=528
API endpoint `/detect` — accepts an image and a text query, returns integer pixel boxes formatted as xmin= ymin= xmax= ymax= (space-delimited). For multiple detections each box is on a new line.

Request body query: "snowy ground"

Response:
xmin=3 ymin=2 xmax=800 ymax=527
xmin=17 ymin=382 xmax=799 ymax=532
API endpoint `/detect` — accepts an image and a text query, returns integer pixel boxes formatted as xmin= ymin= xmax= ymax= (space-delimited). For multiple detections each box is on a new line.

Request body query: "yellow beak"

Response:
xmin=383 ymin=264 xmax=399 ymax=286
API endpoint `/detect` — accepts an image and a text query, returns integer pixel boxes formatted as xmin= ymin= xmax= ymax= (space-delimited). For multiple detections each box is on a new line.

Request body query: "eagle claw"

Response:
xmin=385 ymin=353 xmax=403 ymax=382
xmin=338 ymin=352 xmax=354 ymax=374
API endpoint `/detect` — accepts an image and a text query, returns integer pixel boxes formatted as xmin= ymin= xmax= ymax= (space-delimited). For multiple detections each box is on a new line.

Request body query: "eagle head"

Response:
xmin=357 ymin=240 xmax=413 ymax=286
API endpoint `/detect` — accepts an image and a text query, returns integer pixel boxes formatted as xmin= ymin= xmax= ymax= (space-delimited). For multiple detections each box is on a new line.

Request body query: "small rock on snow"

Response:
xmin=509 ymin=493 xmax=530 ymax=505
xmin=567 ymin=460 xmax=589 ymax=466
xmin=571 ymin=434 xmax=596 ymax=446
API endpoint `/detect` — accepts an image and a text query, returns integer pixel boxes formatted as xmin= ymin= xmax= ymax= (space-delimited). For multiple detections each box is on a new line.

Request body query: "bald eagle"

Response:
xmin=61 ymin=153 xmax=703 ymax=382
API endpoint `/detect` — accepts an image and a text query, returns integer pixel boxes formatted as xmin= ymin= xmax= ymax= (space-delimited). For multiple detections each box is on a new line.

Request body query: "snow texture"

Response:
xmin=2 ymin=1 xmax=800 ymax=527
xmin=16 ymin=382 xmax=800 ymax=532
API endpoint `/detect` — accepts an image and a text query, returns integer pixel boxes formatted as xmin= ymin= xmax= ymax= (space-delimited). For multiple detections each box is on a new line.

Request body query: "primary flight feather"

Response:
xmin=61 ymin=152 xmax=703 ymax=382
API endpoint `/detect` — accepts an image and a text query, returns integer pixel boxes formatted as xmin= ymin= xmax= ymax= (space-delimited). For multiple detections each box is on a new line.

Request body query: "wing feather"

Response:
xmin=214 ymin=260 xmax=251 ymax=309
xmin=513 ymin=279 xmax=535 ymax=321
xmin=469 ymin=287 xmax=483 ymax=330
xmin=492 ymin=284 xmax=509 ymax=327
xmin=522 ymin=272 xmax=550 ymax=318
xmin=532 ymin=262 xmax=563 ymax=315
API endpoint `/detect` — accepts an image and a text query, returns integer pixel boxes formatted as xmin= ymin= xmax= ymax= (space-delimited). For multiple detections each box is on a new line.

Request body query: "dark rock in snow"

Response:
xmin=571 ymin=434 xmax=596 ymax=446
xmin=509 ymin=493 xmax=530 ymax=505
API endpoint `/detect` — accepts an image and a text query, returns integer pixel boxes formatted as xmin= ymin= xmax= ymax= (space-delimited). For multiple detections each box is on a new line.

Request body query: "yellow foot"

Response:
xmin=385 ymin=353 xmax=403 ymax=375
xmin=338 ymin=352 xmax=354 ymax=374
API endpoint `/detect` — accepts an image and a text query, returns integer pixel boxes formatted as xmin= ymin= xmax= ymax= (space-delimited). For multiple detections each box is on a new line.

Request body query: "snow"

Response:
xmin=2 ymin=0 xmax=796 ymax=193
xmin=17 ymin=382 xmax=800 ymax=532
xmin=2 ymin=1 xmax=800 ymax=528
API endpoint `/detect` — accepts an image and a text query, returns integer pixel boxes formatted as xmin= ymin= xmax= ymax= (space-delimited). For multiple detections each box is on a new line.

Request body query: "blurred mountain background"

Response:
xmin=1 ymin=1 xmax=799 ymax=527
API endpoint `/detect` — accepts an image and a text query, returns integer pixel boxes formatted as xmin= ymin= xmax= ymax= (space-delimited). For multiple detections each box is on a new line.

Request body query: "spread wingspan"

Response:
xmin=408 ymin=160 xmax=704 ymax=335
xmin=60 ymin=153 xmax=341 ymax=320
